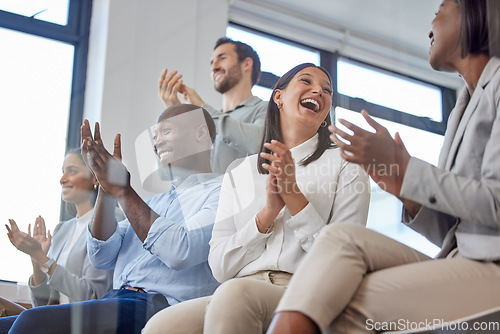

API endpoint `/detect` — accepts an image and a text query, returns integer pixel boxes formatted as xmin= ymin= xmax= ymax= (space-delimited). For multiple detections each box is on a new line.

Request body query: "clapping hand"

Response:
xmin=329 ymin=110 xmax=411 ymax=197
xmin=158 ymin=68 xmax=205 ymax=107
xmin=259 ymin=140 xmax=308 ymax=220
xmin=159 ymin=69 xmax=184 ymax=107
xmin=6 ymin=219 xmax=46 ymax=259
xmin=81 ymin=120 xmax=131 ymax=199
xmin=261 ymin=140 xmax=300 ymax=198
xmin=32 ymin=216 xmax=52 ymax=255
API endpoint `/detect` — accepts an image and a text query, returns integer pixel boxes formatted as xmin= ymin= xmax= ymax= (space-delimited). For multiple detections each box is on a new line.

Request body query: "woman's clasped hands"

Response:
xmin=257 ymin=140 xmax=308 ymax=234
xmin=261 ymin=140 xmax=300 ymax=198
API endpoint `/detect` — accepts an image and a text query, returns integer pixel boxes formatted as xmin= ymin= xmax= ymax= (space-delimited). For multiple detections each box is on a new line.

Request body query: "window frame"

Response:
xmin=0 ymin=0 xmax=93 ymax=221
xmin=0 ymin=0 xmax=93 ymax=150
xmin=327 ymin=53 xmax=455 ymax=135
xmin=229 ymin=22 xmax=320 ymax=91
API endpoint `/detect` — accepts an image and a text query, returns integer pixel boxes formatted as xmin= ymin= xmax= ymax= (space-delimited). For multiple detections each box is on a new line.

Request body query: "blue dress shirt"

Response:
xmin=87 ymin=173 xmax=222 ymax=305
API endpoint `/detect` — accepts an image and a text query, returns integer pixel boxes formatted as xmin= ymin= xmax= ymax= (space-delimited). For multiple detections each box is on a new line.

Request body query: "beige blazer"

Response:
xmin=401 ymin=57 xmax=500 ymax=261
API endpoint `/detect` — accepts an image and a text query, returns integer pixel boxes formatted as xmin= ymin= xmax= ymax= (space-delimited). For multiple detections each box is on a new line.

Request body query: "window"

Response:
xmin=226 ymin=24 xmax=455 ymax=257
xmin=227 ymin=24 xmax=320 ymax=101
xmin=334 ymin=56 xmax=455 ymax=135
xmin=0 ymin=0 xmax=69 ymax=25
xmin=0 ymin=0 xmax=92 ymax=283
xmin=338 ymin=59 xmax=443 ymax=122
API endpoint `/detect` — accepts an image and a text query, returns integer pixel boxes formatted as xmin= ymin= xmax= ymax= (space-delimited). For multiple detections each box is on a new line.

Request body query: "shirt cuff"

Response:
xmin=28 ymin=274 xmax=47 ymax=288
xmin=400 ymin=157 xmax=424 ymax=199
xmin=234 ymin=214 xmax=272 ymax=250
xmin=86 ymin=226 xmax=121 ymax=256
xmin=285 ymin=202 xmax=324 ymax=241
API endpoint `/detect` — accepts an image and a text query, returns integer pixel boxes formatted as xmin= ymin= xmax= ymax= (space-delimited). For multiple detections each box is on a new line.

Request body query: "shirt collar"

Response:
xmin=289 ymin=133 xmax=319 ymax=163
xmin=232 ymin=96 xmax=263 ymax=111
xmin=76 ymin=208 xmax=94 ymax=225
xmin=174 ymin=173 xmax=221 ymax=190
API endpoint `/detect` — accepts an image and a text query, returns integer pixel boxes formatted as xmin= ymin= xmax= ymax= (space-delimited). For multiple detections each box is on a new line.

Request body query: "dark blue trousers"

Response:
xmin=1 ymin=289 xmax=168 ymax=334
xmin=0 ymin=316 xmax=16 ymax=334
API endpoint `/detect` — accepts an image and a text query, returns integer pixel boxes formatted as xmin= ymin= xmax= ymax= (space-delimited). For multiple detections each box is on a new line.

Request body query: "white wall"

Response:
xmin=84 ymin=0 xmax=228 ymax=198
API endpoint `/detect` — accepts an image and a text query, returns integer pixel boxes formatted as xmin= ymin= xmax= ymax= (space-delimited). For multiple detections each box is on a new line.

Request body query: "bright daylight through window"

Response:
xmin=0 ymin=0 xmax=87 ymax=285
xmin=0 ymin=28 xmax=73 ymax=283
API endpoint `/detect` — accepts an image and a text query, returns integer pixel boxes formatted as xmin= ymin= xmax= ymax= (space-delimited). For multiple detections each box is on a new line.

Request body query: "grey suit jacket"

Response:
xmin=401 ymin=57 xmax=500 ymax=261
xmin=29 ymin=215 xmax=113 ymax=306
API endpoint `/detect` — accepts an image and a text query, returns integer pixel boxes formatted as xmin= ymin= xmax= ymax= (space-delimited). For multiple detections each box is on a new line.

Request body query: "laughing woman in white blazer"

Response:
xmin=143 ymin=63 xmax=370 ymax=333
xmin=5 ymin=149 xmax=113 ymax=309
xmin=268 ymin=1 xmax=500 ymax=333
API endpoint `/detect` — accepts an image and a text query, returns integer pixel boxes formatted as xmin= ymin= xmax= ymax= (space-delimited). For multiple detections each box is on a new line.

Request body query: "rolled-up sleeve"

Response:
xmin=86 ymin=221 xmax=126 ymax=270
xmin=143 ymin=187 xmax=220 ymax=271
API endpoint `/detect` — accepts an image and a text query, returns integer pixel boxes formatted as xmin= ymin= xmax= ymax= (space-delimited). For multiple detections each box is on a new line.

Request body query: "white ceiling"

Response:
xmin=260 ymin=0 xmax=441 ymax=59
xmin=230 ymin=0 xmax=462 ymax=88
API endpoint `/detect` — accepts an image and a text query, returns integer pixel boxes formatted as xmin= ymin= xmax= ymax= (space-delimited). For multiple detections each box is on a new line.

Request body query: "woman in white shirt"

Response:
xmin=6 ymin=148 xmax=113 ymax=308
xmin=143 ymin=63 xmax=370 ymax=334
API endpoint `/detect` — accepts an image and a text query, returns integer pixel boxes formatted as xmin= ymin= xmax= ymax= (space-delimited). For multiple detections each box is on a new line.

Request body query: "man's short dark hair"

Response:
xmin=158 ymin=104 xmax=216 ymax=143
xmin=214 ymin=37 xmax=262 ymax=86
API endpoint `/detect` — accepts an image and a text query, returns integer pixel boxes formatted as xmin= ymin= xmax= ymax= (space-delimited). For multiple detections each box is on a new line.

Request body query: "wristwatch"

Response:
xmin=40 ymin=258 xmax=56 ymax=274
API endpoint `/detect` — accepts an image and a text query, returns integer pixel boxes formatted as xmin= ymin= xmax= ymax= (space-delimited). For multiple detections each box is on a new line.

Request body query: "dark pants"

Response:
xmin=0 ymin=317 xmax=16 ymax=334
xmin=1 ymin=289 xmax=169 ymax=334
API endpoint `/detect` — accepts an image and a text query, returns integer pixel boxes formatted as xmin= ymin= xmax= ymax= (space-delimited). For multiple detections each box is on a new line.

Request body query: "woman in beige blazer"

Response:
xmin=268 ymin=0 xmax=500 ymax=333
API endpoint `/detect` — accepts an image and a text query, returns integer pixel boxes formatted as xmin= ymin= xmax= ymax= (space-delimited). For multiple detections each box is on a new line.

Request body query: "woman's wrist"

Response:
xmin=31 ymin=252 xmax=50 ymax=266
xmin=281 ymin=191 xmax=308 ymax=216
xmin=256 ymin=208 xmax=278 ymax=234
xmin=256 ymin=213 xmax=274 ymax=234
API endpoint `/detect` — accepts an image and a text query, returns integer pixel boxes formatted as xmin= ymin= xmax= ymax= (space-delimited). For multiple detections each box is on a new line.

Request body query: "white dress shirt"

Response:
xmin=209 ymin=134 xmax=370 ymax=283
xmin=56 ymin=210 xmax=93 ymax=304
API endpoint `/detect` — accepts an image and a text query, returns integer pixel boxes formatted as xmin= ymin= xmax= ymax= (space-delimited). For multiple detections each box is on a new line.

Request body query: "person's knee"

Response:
xmin=209 ymin=279 xmax=256 ymax=312
xmin=322 ymin=223 xmax=364 ymax=241
xmin=143 ymin=298 xmax=206 ymax=334
xmin=15 ymin=308 xmax=37 ymax=322
xmin=8 ymin=308 xmax=42 ymax=331
xmin=142 ymin=313 xmax=165 ymax=334
xmin=142 ymin=308 xmax=178 ymax=334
